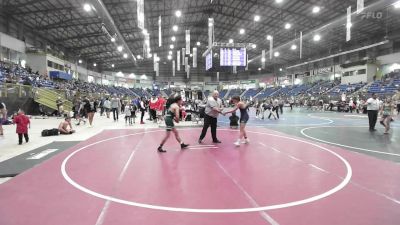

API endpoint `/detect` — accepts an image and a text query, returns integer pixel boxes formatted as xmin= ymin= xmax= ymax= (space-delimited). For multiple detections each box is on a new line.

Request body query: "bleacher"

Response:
xmin=288 ymin=84 xmax=311 ymax=96
xmin=242 ymin=88 xmax=261 ymax=99
xmin=226 ymin=89 xmax=244 ymax=98
xmin=219 ymin=89 xmax=228 ymax=98
xmin=254 ymin=87 xmax=280 ymax=99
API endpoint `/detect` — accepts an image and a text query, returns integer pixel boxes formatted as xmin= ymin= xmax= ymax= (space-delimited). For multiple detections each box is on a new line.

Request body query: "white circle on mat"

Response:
xmin=61 ymin=129 xmax=352 ymax=213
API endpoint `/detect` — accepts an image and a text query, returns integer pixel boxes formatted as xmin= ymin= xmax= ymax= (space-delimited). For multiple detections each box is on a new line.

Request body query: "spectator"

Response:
xmin=103 ymin=97 xmax=111 ymax=119
xmin=59 ymin=117 xmax=75 ymax=135
xmin=0 ymin=101 xmax=6 ymax=135
xmin=229 ymin=112 xmax=239 ymax=129
xmin=110 ymin=95 xmax=120 ymax=122
xmin=13 ymin=109 xmax=30 ymax=145
xmin=56 ymin=97 xmax=64 ymax=117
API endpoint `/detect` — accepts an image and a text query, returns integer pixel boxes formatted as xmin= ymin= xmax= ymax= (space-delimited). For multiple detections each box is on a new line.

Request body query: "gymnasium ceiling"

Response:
xmin=1 ymin=0 xmax=400 ymax=77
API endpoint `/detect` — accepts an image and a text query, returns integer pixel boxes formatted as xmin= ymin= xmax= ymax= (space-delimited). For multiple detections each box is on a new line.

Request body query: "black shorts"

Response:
xmin=165 ymin=115 xmax=174 ymax=131
xmin=240 ymin=114 xmax=249 ymax=124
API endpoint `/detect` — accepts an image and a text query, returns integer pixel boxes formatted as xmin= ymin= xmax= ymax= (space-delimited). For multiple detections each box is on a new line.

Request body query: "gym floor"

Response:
xmin=0 ymin=108 xmax=399 ymax=225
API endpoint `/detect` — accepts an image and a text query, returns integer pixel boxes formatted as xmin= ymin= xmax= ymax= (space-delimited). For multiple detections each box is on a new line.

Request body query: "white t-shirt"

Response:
xmin=366 ymin=98 xmax=379 ymax=111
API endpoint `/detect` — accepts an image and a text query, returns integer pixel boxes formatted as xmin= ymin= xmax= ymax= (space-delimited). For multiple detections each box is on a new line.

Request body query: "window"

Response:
xmin=47 ymin=60 xmax=53 ymax=67
xmin=357 ymin=69 xmax=366 ymax=75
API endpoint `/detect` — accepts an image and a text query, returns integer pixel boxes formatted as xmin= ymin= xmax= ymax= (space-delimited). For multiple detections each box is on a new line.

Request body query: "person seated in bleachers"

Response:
xmin=58 ymin=117 xmax=75 ymax=135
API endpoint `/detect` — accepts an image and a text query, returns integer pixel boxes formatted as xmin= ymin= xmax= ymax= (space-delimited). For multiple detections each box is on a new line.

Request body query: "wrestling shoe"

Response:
xmin=157 ymin=146 xmax=167 ymax=153
xmin=181 ymin=143 xmax=189 ymax=149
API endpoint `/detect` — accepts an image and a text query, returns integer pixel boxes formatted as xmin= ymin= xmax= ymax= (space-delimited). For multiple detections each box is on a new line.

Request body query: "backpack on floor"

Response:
xmin=41 ymin=128 xmax=59 ymax=137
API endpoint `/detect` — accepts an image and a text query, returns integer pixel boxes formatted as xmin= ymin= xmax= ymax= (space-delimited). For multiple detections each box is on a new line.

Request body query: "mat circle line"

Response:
xmin=301 ymin=126 xmax=400 ymax=157
xmin=61 ymin=129 xmax=352 ymax=213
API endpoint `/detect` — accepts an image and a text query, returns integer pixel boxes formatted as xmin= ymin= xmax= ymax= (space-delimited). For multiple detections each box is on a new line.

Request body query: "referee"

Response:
xmin=199 ymin=90 xmax=223 ymax=144
xmin=366 ymin=93 xmax=380 ymax=131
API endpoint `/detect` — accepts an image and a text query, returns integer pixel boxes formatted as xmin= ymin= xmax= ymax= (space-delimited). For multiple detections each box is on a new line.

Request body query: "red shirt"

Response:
xmin=156 ymin=98 xmax=166 ymax=111
xmin=13 ymin=114 xmax=30 ymax=134
xmin=149 ymin=98 xmax=158 ymax=110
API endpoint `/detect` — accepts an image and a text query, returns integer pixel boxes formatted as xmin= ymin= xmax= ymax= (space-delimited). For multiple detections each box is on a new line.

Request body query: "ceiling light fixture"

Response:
xmin=252 ymin=44 xmax=257 ymax=49
xmin=110 ymin=37 xmax=116 ymax=42
xmin=239 ymin=28 xmax=245 ymax=34
xmin=172 ymin=25 xmax=178 ymax=32
xmin=78 ymin=59 xmax=82 ymax=64
xmin=284 ymin=23 xmax=291 ymax=29
xmin=117 ymin=46 xmax=123 ymax=52
xmin=83 ymin=3 xmax=92 ymax=12
xmin=169 ymin=44 xmax=174 ymax=49
xmin=175 ymin=10 xmax=182 ymax=17
xmin=254 ymin=15 xmax=260 ymax=22
xmin=171 ymin=36 xmax=176 ymax=42
xmin=274 ymin=52 xmax=280 ymax=57
xmin=266 ymin=35 xmax=273 ymax=40
xmin=312 ymin=6 xmax=321 ymax=13
xmin=229 ymin=39 xmax=234 ymax=44
xmin=123 ymin=53 xmax=128 ymax=58
xmin=196 ymin=41 xmax=201 ymax=46
xmin=291 ymin=44 xmax=297 ymax=50
xmin=313 ymin=34 xmax=321 ymax=41
xmin=111 ymin=64 xmax=115 ymax=67
xmin=93 ymin=63 xmax=97 ymax=67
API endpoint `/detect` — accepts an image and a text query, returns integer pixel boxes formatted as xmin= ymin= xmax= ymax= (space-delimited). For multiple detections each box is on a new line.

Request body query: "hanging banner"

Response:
xmin=185 ymin=30 xmax=190 ymax=54
xmin=185 ymin=57 xmax=189 ymax=70
xmin=216 ymin=72 xmax=219 ymax=82
xmin=153 ymin=53 xmax=157 ymax=71
xmin=245 ymin=54 xmax=248 ymax=71
xmin=346 ymin=6 xmax=352 ymax=42
xmin=172 ymin=60 xmax=176 ymax=76
xmin=193 ymin=47 xmax=197 ymax=68
xmin=186 ymin=65 xmax=190 ymax=79
xmin=158 ymin=16 xmax=162 ymax=47
xmin=182 ymin=48 xmax=186 ymax=65
xmin=177 ymin=50 xmax=181 ymax=71
xmin=144 ymin=33 xmax=150 ymax=58
xmin=357 ymin=0 xmax=364 ymax=14
xmin=137 ymin=0 xmax=144 ymax=30
xmin=269 ymin=36 xmax=273 ymax=60
xmin=208 ymin=18 xmax=214 ymax=49
xmin=155 ymin=63 xmax=159 ymax=76
xmin=233 ymin=66 xmax=237 ymax=74
xmin=300 ymin=31 xmax=303 ymax=59
xmin=262 ymin=50 xmax=266 ymax=69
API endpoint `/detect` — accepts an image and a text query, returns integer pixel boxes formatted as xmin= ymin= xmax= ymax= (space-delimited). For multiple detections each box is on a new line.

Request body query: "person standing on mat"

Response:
xmin=157 ymin=94 xmax=189 ymax=153
xmin=110 ymin=95 xmax=120 ymax=122
xmin=198 ymin=90 xmax=223 ymax=144
xmin=366 ymin=93 xmax=380 ymax=132
xmin=223 ymin=96 xmax=250 ymax=146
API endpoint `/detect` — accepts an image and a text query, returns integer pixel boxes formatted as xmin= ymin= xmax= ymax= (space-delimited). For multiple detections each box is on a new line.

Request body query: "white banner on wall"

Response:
xmin=357 ymin=0 xmax=364 ymax=14
xmin=208 ymin=18 xmax=214 ymax=49
xmin=177 ymin=50 xmax=181 ymax=71
xmin=186 ymin=65 xmax=190 ymax=79
xmin=185 ymin=30 xmax=190 ymax=54
xmin=233 ymin=66 xmax=237 ymax=74
xmin=216 ymin=72 xmax=219 ymax=82
xmin=172 ymin=60 xmax=175 ymax=76
xmin=245 ymin=54 xmax=248 ymax=71
xmin=158 ymin=15 xmax=162 ymax=47
xmin=193 ymin=47 xmax=197 ymax=68
xmin=137 ymin=0 xmax=144 ymax=30
xmin=346 ymin=6 xmax=352 ymax=42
